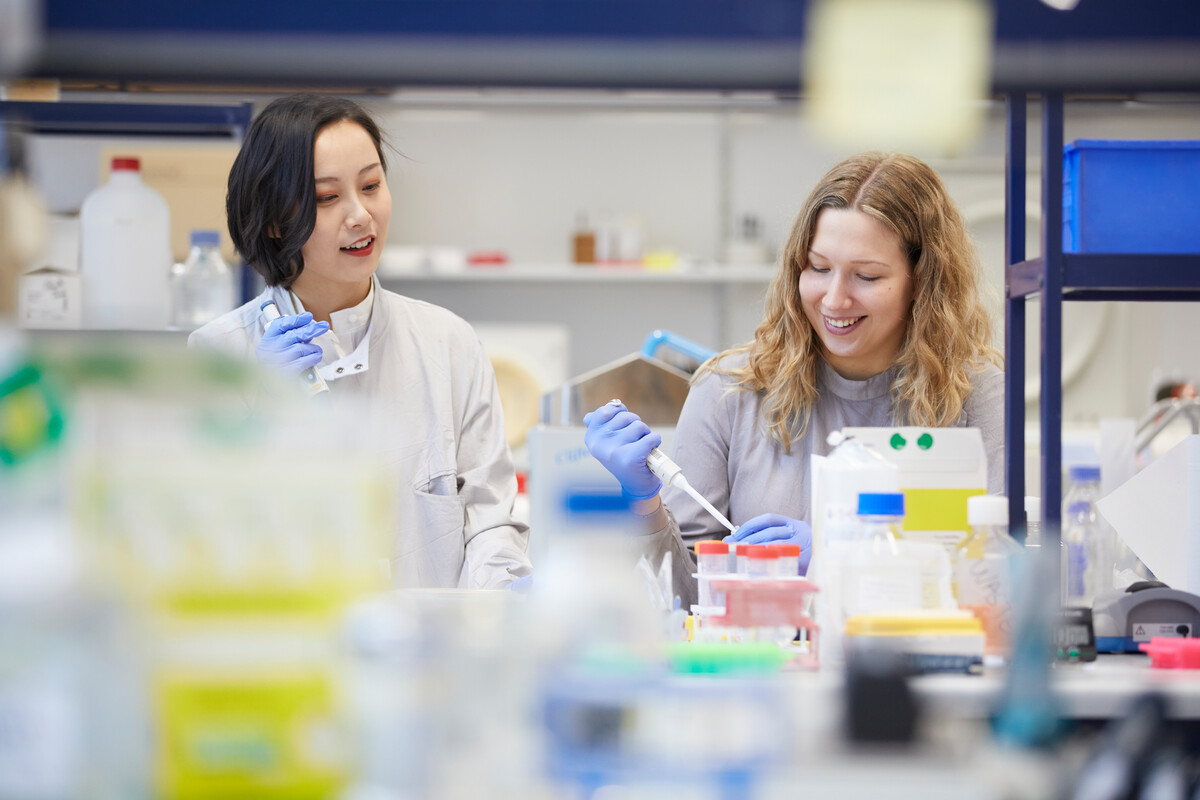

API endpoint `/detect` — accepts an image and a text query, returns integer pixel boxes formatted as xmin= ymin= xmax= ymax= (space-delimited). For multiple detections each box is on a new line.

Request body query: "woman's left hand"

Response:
xmin=724 ymin=513 xmax=813 ymax=573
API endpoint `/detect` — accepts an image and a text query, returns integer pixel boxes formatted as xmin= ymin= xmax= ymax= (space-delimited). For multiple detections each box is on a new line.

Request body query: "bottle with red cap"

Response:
xmin=80 ymin=156 xmax=172 ymax=329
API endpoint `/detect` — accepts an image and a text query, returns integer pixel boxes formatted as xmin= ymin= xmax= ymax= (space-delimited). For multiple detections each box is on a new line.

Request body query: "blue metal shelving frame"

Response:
xmin=0 ymin=99 xmax=258 ymax=304
xmin=0 ymin=100 xmax=253 ymax=138
xmin=1004 ymin=93 xmax=1200 ymax=542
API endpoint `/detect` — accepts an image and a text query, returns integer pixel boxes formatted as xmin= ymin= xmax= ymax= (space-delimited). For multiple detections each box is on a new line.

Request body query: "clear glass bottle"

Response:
xmin=1023 ymin=496 xmax=1042 ymax=550
xmin=842 ymin=492 xmax=922 ymax=617
xmin=955 ymin=495 xmax=1020 ymax=656
xmin=169 ymin=229 xmax=235 ymax=330
xmin=1062 ymin=464 xmax=1106 ymax=607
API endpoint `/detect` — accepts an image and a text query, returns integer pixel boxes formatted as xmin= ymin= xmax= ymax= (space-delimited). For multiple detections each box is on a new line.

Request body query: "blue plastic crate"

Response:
xmin=1063 ymin=139 xmax=1200 ymax=254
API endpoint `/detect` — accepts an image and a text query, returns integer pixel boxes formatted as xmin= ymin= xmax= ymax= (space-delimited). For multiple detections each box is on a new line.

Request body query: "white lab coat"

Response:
xmin=188 ymin=277 xmax=532 ymax=589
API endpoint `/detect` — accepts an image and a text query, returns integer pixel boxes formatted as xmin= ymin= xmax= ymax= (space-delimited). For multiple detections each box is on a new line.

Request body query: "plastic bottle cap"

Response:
xmin=1067 ymin=464 xmax=1100 ymax=482
xmin=1024 ymin=495 xmax=1041 ymax=523
xmin=735 ymin=544 xmax=754 ymax=556
xmin=745 ymin=546 xmax=778 ymax=560
xmin=111 ymin=157 xmax=140 ymax=171
xmin=695 ymin=541 xmax=730 ymax=555
xmin=190 ymin=229 xmax=221 ymax=246
xmin=968 ymin=495 xmax=1009 ymax=526
xmin=771 ymin=544 xmax=801 ymax=557
xmin=857 ymin=492 xmax=905 ymax=517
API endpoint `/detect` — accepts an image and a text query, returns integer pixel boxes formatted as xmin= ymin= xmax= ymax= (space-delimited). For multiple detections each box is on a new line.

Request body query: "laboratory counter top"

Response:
xmin=903 ymin=655 xmax=1200 ymax=721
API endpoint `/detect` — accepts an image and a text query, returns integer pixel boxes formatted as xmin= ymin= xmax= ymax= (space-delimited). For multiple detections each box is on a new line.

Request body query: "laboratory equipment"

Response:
xmin=840 ymin=426 xmax=988 ymax=561
xmin=1062 ymin=464 xmax=1106 ymax=607
xmin=842 ymin=612 xmax=985 ymax=675
xmin=745 ymin=545 xmax=780 ymax=579
xmin=169 ymin=229 xmax=234 ymax=330
xmin=725 ymin=514 xmax=812 ymax=572
xmin=1055 ymin=607 xmax=1098 ymax=662
xmin=694 ymin=540 xmax=730 ymax=607
xmin=841 ymin=493 xmax=923 ymax=618
xmin=705 ymin=575 xmax=820 ymax=667
xmin=1024 ymin=495 xmax=1042 ymax=548
xmin=1091 ymin=583 xmax=1200 ymax=653
xmin=259 ymin=300 xmax=330 ymax=396
xmin=79 ymin=156 xmax=172 ymax=330
xmin=955 ymin=494 xmax=1021 ymax=656
xmin=1139 ymin=636 xmax=1200 ymax=669
xmin=645 ymin=444 xmax=736 ymax=533
xmin=774 ymin=544 xmax=801 ymax=577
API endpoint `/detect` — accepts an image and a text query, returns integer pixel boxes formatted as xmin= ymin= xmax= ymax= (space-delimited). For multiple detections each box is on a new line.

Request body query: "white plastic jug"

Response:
xmin=79 ymin=157 xmax=172 ymax=330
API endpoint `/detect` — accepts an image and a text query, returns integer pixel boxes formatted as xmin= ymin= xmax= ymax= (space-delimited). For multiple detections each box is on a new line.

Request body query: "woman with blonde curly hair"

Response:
xmin=583 ymin=152 xmax=1004 ymax=605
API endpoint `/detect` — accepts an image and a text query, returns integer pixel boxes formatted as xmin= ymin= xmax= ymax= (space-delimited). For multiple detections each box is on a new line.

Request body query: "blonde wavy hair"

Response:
xmin=701 ymin=152 xmax=1001 ymax=451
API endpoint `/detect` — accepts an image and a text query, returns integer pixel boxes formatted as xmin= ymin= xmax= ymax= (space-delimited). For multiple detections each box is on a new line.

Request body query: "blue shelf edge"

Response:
xmin=0 ymin=100 xmax=253 ymax=138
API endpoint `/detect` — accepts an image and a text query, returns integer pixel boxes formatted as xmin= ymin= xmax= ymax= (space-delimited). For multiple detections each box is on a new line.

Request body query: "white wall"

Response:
xmin=22 ymin=92 xmax=1200 ymax=439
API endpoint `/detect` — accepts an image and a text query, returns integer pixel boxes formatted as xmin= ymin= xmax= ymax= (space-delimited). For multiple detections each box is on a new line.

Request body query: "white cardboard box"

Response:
xmin=19 ymin=267 xmax=82 ymax=329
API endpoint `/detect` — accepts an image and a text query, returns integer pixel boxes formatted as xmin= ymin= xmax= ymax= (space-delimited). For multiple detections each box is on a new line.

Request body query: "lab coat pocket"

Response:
xmin=396 ymin=479 xmax=467 ymax=587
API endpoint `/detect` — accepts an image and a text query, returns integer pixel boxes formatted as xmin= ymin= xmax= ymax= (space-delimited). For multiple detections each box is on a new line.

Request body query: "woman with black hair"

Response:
xmin=190 ymin=93 xmax=532 ymax=590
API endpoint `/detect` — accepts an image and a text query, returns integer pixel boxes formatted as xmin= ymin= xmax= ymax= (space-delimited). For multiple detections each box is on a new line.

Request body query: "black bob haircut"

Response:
xmin=226 ymin=94 xmax=388 ymax=288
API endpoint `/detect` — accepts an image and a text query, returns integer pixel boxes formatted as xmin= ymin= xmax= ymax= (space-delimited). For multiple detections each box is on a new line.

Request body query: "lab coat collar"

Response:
xmin=270 ymin=278 xmax=378 ymax=384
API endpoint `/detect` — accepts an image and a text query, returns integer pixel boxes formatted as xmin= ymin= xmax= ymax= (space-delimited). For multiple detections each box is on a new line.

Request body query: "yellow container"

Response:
xmin=844 ymin=611 xmax=985 ymax=674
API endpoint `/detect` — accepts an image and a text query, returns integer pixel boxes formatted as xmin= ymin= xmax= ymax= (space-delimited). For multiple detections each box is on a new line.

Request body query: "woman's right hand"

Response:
xmin=256 ymin=311 xmax=329 ymax=375
xmin=582 ymin=400 xmax=663 ymax=500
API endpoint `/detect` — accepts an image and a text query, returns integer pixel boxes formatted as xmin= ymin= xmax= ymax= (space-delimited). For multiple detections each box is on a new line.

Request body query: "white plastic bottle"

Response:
xmin=955 ymin=495 xmax=1020 ymax=656
xmin=79 ymin=157 xmax=172 ymax=330
xmin=169 ymin=229 xmax=235 ymax=330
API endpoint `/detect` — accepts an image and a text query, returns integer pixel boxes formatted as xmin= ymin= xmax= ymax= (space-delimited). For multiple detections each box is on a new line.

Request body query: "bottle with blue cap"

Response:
xmin=169 ymin=229 xmax=235 ymax=330
xmin=1062 ymin=464 xmax=1107 ymax=607
xmin=857 ymin=492 xmax=906 ymax=550
xmin=840 ymin=492 xmax=923 ymax=618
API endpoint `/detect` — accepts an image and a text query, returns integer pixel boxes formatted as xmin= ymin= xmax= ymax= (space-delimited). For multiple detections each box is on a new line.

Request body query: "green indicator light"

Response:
xmin=917 ymin=433 xmax=934 ymax=450
xmin=889 ymin=433 xmax=906 ymax=450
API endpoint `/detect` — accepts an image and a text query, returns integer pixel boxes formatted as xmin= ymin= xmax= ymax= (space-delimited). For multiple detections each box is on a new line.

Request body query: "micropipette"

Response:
xmin=605 ymin=399 xmax=736 ymax=533
xmin=646 ymin=447 xmax=737 ymax=533
xmin=260 ymin=300 xmax=330 ymax=396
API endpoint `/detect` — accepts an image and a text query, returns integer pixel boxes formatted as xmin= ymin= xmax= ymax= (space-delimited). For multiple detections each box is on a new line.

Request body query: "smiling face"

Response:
xmin=292 ymin=119 xmax=391 ymax=313
xmin=799 ymin=207 xmax=915 ymax=380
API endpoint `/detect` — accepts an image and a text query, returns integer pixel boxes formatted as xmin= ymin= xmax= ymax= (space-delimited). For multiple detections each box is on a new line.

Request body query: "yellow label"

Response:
xmin=155 ymin=670 xmax=344 ymax=800
xmin=901 ymin=487 xmax=984 ymax=532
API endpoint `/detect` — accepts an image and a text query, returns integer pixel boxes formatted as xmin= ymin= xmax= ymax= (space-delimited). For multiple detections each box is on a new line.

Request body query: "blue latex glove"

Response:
xmin=257 ymin=311 xmax=329 ymax=376
xmin=508 ymin=574 xmax=534 ymax=593
xmin=582 ymin=401 xmax=663 ymax=500
xmin=725 ymin=513 xmax=813 ymax=574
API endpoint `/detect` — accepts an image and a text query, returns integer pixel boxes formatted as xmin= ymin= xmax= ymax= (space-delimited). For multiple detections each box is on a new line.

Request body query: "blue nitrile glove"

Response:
xmin=582 ymin=401 xmax=663 ymax=500
xmin=508 ymin=574 xmax=534 ymax=593
xmin=256 ymin=311 xmax=329 ymax=376
xmin=725 ymin=513 xmax=813 ymax=574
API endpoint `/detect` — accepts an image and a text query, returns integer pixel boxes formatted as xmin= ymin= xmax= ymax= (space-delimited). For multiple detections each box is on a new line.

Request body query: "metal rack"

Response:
xmin=0 ymin=100 xmax=252 ymax=138
xmin=1003 ymin=91 xmax=1200 ymax=537
xmin=0 ymin=99 xmax=256 ymax=303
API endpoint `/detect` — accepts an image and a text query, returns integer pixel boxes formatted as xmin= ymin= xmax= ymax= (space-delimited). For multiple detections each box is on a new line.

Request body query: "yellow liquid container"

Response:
xmin=954 ymin=495 xmax=1020 ymax=657
xmin=843 ymin=611 xmax=985 ymax=674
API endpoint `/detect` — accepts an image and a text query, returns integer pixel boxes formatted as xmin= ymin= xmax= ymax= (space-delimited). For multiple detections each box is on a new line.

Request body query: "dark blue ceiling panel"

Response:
xmin=31 ymin=0 xmax=1200 ymax=92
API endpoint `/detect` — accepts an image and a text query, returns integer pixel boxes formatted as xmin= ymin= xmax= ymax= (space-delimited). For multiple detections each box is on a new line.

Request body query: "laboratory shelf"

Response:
xmin=1009 ymin=254 xmax=1200 ymax=300
xmin=378 ymin=262 xmax=777 ymax=284
xmin=1003 ymin=91 xmax=1200 ymax=540
xmin=0 ymin=100 xmax=253 ymax=138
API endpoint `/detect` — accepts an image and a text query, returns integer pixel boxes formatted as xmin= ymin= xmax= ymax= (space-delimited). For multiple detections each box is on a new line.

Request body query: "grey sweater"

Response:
xmin=643 ymin=354 xmax=1006 ymax=608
